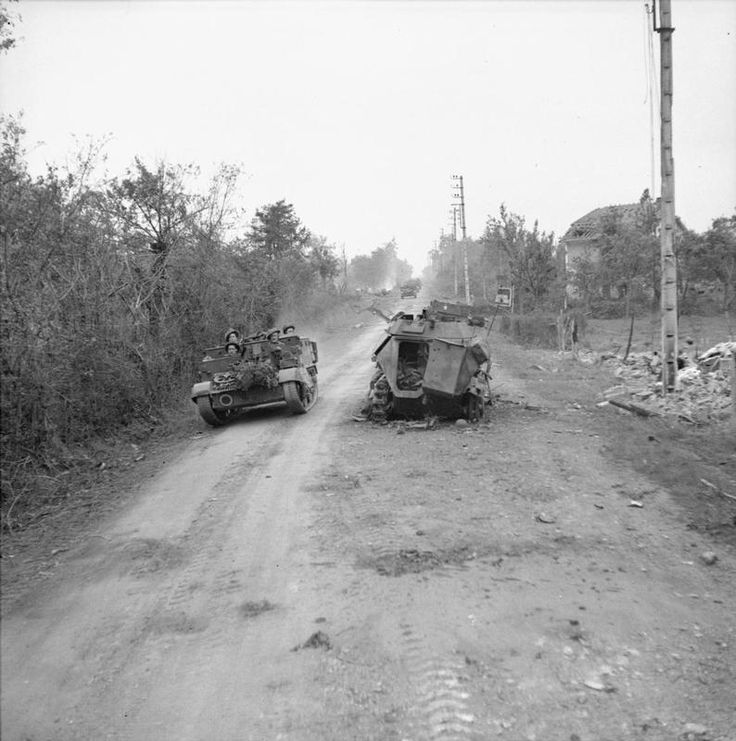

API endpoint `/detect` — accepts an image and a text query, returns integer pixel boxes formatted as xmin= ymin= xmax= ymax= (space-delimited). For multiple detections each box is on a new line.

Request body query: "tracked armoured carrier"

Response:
xmin=191 ymin=330 xmax=318 ymax=426
xmin=369 ymin=300 xmax=492 ymax=421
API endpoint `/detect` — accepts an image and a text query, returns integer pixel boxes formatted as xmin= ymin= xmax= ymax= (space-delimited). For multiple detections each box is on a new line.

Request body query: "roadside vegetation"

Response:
xmin=0 ymin=116 xmax=391 ymax=531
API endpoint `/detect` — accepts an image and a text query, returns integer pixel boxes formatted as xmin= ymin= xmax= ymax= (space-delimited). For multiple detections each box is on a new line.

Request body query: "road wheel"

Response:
xmin=283 ymin=380 xmax=317 ymax=414
xmin=196 ymin=397 xmax=230 ymax=427
xmin=370 ymin=374 xmax=392 ymax=422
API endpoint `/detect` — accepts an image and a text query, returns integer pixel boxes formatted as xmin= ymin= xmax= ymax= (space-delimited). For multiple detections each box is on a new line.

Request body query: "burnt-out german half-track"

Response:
xmin=191 ymin=330 xmax=318 ymax=426
xmin=369 ymin=300 xmax=492 ymax=422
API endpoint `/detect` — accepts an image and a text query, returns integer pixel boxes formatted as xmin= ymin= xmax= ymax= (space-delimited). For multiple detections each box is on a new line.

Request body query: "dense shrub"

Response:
xmin=498 ymin=313 xmax=559 ymax=348
xmin=589 ymin=300 xmax=628 ymax=319
xmin=498 ymin=311 xmax=588 ymax=349
xmin=0 ymin=119 xmax=345 ymax=527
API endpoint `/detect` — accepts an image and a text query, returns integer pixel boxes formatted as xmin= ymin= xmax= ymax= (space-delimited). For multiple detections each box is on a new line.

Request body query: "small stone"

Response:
xmin=455 ymin=418 xmax=469 ymax=428
xmin=292 ymin=630 xmax=331 ymax=651
xmin=583 ymin=679 xmax=606 ymax=691
xmin=700 ymin=551 xmax=718 ymax=566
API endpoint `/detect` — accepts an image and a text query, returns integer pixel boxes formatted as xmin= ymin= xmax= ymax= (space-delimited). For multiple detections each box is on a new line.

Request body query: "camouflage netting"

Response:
xmin=211 ymin=360 xmax=279 ymax=392
xmin=234 ymin=360 xmax=279 ymax=390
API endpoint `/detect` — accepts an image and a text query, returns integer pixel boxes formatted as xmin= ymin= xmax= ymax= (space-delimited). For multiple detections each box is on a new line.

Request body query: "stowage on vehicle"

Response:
xmin=191 ymin=326 xmax=318 ymax=426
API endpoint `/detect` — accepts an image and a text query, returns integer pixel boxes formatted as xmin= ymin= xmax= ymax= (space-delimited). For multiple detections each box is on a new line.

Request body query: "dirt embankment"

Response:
xmin=1 ymin=321 xmax=734 ymax=741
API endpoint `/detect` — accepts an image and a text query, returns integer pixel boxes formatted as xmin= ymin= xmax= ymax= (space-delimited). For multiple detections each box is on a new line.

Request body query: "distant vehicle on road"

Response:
xmin=400 ymin=278 xmax=422 ymax=298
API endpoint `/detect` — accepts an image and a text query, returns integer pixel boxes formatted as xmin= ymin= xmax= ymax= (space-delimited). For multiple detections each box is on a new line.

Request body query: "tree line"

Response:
xmin=0 ymin=116 xmax=355 ymax=523
xmin=347 ymin=238 xmax=414 ymax=294
xmin=425 ymin=191 xmax=735 ymax=317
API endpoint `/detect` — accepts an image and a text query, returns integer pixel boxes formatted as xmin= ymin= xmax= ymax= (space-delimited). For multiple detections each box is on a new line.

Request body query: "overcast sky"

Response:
xmin=1 ymin=0 xmax=735 ymax=271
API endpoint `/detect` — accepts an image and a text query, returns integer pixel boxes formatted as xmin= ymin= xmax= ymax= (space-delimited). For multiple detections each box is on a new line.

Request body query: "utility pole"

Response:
xmin=452 ymin=174 xmax=471 ymax=304
xmin=451 ymin=207 xmax=459 ymax=297
xmin=655 ymin=0 xmax=678 ymax=392
xmin=341 ymin=245 xmax=348 ymax=292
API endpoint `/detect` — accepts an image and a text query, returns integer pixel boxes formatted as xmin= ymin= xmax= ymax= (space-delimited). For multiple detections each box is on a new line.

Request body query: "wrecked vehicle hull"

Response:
xmin=191 ymin=335 xmax=319 ymax=426
xmin=369 ymin=300 xmax=492 ymax=422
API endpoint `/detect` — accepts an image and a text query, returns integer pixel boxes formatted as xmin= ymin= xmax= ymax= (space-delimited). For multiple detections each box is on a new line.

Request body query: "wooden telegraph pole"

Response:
xmin=452 ymin=174 xmax=471 ymax=304
xmin=656 ymin=0 xmax=678 ymax=392
xmin=452 ymin=206 xmax=459 ymax=297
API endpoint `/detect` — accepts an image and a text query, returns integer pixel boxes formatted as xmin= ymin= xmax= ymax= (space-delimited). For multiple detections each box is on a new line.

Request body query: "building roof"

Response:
xmin=561 ymin=202 xmax=653 ymax=242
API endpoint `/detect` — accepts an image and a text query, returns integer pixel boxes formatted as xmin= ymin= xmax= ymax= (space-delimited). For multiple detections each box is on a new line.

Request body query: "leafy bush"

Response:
xmin=498 ymin=313 xmax=559 ymax=348
xmin=589 ymin=300 xmax=628 ymax=319
xmin=498 ymin=311 xmax=588 ymax=349
xmin=0 ymin=118 xmax=347 ymax=528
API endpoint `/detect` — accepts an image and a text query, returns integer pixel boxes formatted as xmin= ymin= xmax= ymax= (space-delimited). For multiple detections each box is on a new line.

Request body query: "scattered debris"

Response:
xmin=583 ymin=678 xmax=617 ymax=693
xmin=292 ymin=630 xmax=332 ymax=651
xmin=365 ymin=546 xmax=476 ymax=576
xmin=699 ymin=478 xmax=736 ymax=502
xmin=700 ymin=551 xmax=718 ymax=566
xmin=599 ymin=341 xmax=734 ymax=423
xmin=407 ymin=418 xmax=437 ymax=430
xmin=698 ymin=341 xmax=736 ymax=370
xmin=679 ymin=722 xmax=710 ymax=741
xmin=628 ymin=500 xmax=644 ymax=508
xmin=607 ymin=397 xmax=658 ymax=418
xmin=522 ymin=403 xmax=545 ymax=412
xmin=535 ymin=512 xmax=557 ymax=524
xmin=239 ymin=600 xmax=276 ymax=619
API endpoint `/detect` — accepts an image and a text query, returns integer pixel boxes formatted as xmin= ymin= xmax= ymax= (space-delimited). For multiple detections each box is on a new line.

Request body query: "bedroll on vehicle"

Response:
xmin=191 ymin=332 xmax=319 ymax=426
xmin=368 ymin=301 xmax=492 ymax=422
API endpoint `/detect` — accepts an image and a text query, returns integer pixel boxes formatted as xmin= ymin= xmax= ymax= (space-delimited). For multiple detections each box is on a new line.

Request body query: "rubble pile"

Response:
xmin=600 ymin=341 xmax=735 ymax=423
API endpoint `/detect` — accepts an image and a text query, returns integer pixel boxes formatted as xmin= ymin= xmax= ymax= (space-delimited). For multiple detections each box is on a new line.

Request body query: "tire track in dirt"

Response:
xmin=398 ymin=621 xmax=476 ymax=741
xmin=82 ymin=328 xmax=383 ymax=741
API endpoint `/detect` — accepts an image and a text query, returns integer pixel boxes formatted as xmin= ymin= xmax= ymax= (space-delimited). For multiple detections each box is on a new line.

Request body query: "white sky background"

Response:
xmin=1 ymin=0 xmax=735 ymax=272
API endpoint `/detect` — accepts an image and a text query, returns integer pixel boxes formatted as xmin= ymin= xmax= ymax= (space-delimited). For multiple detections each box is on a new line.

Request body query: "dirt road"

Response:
xmin=2 ymin=320 xmax=735 ymax=741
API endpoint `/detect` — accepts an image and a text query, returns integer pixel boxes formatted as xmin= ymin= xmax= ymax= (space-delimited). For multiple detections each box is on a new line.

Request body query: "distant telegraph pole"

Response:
xmin=655 ymin=0 xmax=678 ymax=392
xmin=451 ymin=175 xmax=471 ymax=304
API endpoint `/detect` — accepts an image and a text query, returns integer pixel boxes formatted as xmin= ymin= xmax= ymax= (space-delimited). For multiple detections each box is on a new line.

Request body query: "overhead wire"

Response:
xmin=643 ymin=3 xmax=660 ymax=198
